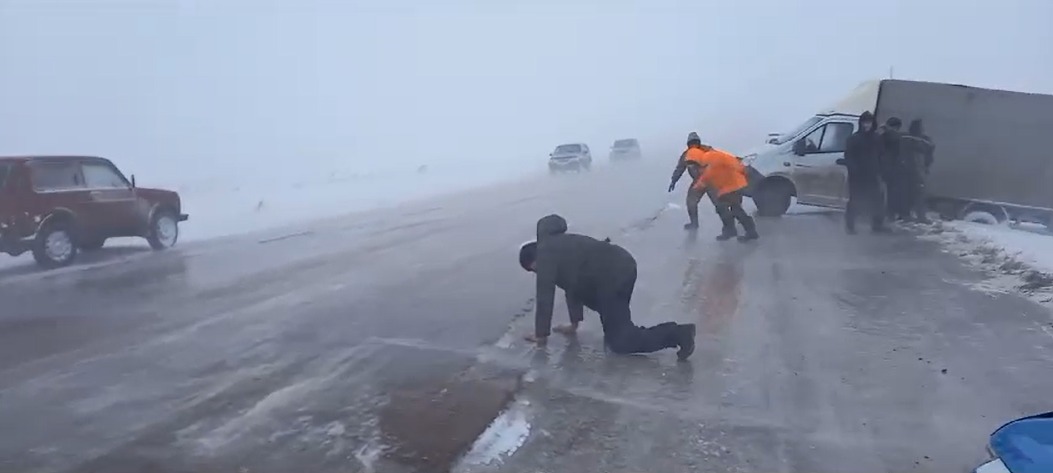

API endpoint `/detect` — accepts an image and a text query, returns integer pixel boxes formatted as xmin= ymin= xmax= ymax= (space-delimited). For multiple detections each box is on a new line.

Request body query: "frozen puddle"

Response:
xmin=453 ymin=397 xmax=532 ymax=471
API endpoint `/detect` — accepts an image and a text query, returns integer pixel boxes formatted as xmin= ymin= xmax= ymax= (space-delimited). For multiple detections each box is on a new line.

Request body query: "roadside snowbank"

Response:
xmin=920 ymin=220 xmax=1053 ymax=306
xmin=174 ymin=161 xmax=538 ymax=242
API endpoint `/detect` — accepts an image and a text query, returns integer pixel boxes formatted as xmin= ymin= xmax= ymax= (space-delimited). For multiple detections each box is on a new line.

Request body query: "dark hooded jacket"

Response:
xmin=532 ymin=214 xmax=636 ymax=338
xmin=842 ymin=111 xmax=884 ymax=183
xmin=879 ymin=120 xmax=904 ymax=178
xmin=900 ymin=119 xmax=935 ymax=180
xmin=671 ymin=146 xmax=704 ymax=185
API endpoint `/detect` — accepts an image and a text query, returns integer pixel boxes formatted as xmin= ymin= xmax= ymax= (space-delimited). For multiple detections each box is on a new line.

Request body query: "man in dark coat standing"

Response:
xmin=880 ymin=117 xmax=908 ymax=220
xmin=900 ymin=119 xmax=936 ymax=223
xmin=839 ymin=111 xmax=888 ymax=233
xmin=519 ymin=214 xmax=697 ymax=360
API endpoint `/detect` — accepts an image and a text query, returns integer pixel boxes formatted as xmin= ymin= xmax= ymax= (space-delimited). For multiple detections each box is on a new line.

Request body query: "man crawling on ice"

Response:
xmin=518 ymin=214 xmax=696 ymax=360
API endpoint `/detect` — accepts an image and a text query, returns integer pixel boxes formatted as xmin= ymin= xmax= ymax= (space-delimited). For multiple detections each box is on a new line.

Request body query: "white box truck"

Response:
xmin=743 ymin=79 xmax=1053 ymax=227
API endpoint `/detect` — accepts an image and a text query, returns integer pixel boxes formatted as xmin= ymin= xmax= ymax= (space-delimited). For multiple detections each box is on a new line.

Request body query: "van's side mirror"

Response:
xmin=767 ymin=137 xmax=778 ymax=145
xmin=130 ymin=174 xmax=136 ymax=188
xmin=792 ymin=139 xmax=807 ymax=156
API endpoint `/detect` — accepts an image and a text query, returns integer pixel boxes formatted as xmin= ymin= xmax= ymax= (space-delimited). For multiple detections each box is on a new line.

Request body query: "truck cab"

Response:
xmin=744 ymin=81 xmax=879 ymax=216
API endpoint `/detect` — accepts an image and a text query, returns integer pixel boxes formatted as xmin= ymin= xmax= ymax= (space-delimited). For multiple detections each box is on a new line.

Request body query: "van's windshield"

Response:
xmin=774 ymin=116 xmax=822 ymax=145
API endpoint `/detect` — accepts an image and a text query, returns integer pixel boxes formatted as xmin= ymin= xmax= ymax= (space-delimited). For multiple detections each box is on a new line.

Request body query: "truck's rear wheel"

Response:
xmin=754 ymin=180 xmax=793 ymax=217
xmin=961 ymin=203 xmax=1008 ymax=226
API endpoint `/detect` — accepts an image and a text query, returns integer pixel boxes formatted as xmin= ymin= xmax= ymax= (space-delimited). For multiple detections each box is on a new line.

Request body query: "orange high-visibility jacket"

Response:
xmin=684 ymin=147 xmax=747 ymax=196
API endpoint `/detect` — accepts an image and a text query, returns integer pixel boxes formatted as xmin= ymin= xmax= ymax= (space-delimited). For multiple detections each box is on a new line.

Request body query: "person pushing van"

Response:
xmin=669 ymin=132 xmax=732 ymax=235
xmin=670 ymin=134 xmax=758 ymax=242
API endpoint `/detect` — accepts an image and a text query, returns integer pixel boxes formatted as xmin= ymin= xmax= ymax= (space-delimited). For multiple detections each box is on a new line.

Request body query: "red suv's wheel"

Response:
xmin=33 ymin=221 xmax=78 ymax=268
xmin=147 ymin=210 xmax=180 ymax=250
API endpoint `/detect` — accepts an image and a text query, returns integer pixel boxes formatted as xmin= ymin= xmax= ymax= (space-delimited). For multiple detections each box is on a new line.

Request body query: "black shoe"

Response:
xmin=684 ymin=222 xmax=699 ymax=230
xmin=737 ymin=232 xmax=759 ymax=242
xmin=676 ymin=324 xmax=696 ymax=361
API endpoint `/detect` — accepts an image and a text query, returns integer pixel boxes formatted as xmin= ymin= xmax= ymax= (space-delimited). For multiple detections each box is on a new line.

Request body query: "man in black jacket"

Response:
xmin=880 ymin=117 xmax=909 ymax=220
xmin=838 ymin=111 xmax=888 ymax=234
xmin=518 ymin=214 xmax=696 ymax=360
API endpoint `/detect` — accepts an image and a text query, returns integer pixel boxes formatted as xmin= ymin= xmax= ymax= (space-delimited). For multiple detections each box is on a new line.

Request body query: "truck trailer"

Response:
xmin=743 ymin=79 xmax=1053 ymax=227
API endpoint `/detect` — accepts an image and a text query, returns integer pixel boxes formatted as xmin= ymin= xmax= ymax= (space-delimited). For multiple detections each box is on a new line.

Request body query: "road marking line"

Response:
xmin=258 ymin=231 xmax=315 ymax=244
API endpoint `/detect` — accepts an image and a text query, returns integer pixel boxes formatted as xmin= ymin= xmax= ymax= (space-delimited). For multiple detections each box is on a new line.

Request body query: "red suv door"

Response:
xmin=78 ymin=159 xmax=141 ymax=235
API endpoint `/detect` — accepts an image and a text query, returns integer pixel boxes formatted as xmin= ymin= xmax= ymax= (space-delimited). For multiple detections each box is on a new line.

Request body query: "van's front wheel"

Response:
xmin=754 ymin=180 xmax=793 ymax=217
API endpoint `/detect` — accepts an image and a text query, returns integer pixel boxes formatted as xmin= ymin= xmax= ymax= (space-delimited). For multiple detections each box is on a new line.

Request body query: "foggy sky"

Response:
xmin=2 ymin=0 xmax=1051 ymax=182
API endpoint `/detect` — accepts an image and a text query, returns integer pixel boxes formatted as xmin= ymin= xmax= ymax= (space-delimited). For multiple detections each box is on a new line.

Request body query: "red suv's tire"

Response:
xmin=33 ymin=221 xmax=78 ymax=268
xmin=147 ymin=210 xmax=180 ymax=250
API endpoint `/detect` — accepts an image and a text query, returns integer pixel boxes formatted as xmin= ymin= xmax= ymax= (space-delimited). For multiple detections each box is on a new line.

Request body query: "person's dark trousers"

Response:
xmin=715 ymin=190 xmax=758 ymax=238
xmin=685 ymin=186 xmax=732 ymax=231
xmin=907 ymin=174 xmax=929 ymax=221
xmin=599 ymin=265 xmax=682 ymax=354
xmin=884 ymin=171 xmax=910 ymax=220
xmin=685 ymin=186 xmax=703 ymax=227
xmin=710 ymin=187 xmax=736 ymax=237
xmin=845 ymin=178 xmax=886 ymax=231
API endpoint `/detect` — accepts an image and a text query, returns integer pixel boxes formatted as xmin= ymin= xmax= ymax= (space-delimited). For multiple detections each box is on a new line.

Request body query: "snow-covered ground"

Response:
xmin=170 ymin=161 xmax=539 ymax=242
xmin=921 ymin=220 xmax=1053 ymax=307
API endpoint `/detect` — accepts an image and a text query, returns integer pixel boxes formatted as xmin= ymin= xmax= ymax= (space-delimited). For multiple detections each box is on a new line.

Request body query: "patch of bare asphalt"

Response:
xmin=378 ymin=366 xmax=523 ymax=473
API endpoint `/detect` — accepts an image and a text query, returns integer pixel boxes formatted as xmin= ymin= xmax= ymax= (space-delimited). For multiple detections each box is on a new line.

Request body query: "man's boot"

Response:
xmin=736 ymin=216 xmax=760 ymax=242
xmin=684 ymin=207 xmax=699 ymax=230
xmin=715 ymin=216 xmax=737 ymax=241
xmin=676 ymin=324 xmax=696 ymax=361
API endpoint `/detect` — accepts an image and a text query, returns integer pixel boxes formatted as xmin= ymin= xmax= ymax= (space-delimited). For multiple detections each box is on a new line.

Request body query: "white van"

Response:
xmin=744 ymin=79 xmax=1053 ymax=225
xmin=742 ymin=81 xmax=876 ymax=216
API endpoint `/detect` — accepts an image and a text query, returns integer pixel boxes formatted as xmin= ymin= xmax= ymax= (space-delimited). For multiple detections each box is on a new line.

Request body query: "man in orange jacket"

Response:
xmin=669 ymin=132 xmax=733 ymax=235
xmin=671 ymin=134 xmax=759 ymax=242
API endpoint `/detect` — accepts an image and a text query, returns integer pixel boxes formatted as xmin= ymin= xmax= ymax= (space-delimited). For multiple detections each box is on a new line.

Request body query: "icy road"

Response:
xmin=1 ymin=162 xmax=1052 ymax=473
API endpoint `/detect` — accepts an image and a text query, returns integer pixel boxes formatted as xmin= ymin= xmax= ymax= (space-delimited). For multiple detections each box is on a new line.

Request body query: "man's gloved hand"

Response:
xmin=667 ymin=182 xmax=676 ymax=193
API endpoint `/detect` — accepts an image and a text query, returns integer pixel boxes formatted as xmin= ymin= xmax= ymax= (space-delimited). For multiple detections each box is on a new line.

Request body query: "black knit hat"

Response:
xmin=518 ymin=241 xmax=538 ymax=271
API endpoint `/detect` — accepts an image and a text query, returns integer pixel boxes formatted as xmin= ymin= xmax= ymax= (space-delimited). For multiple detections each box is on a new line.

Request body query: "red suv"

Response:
xmin=0 ymin=156 xmax=188 ymax=268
